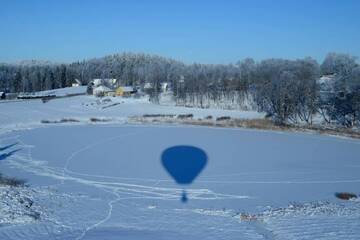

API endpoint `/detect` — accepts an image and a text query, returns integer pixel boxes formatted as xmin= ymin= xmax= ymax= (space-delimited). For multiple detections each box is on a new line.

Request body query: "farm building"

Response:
xmin=72 ymin=79 xmax=82 ymax=87
xmin=161 ymin=82 xmax=170 ymax=92
xmin=143 ymin=82 xmax=153 ymax=90
xmin=116 ymin=86 xmax=137 ymax=97
xmin=93 ymin=86 xmax=113 ymax=97
xmin=92 ymin=79 xmax=118 ymax=88
xmin=317 ymin=74 xmax=337 ymax=102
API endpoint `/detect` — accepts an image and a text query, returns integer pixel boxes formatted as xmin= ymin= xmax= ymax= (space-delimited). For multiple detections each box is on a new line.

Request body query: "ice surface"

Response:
xmin=0 ymin=124 xmax=359 ymax=239
xmin=0 ymin=91 xmax=359 ymax=239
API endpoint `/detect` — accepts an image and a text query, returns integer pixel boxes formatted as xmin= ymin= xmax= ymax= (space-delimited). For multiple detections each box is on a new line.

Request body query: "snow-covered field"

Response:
xmin=18 ymin=86 xmax=88 ymax=98
xmin=0 ymin=90 xmax=359 ymax=239
xmin=0 ymin=92 xmax=263 ymax=135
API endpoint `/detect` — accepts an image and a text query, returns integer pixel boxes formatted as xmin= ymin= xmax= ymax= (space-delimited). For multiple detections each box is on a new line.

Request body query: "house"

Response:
xmin=4 ymin=93 xmax=17 ymax=100
xmin=317 ymin=74 xmax=337 ymax=102
xmin=161 ymin=82 xmax=170 ymax=92
xmin=90 ymin=79 xmax=138 ymax=97
xmin=93 ymin=79 xmax=103 ymax=87
xmin=116 ymin=86 xmax=137 ymax=97
xmin=143 ymin=82 xmax=153 ymax=90
xmin=92 ymin=78 xmax=118 ymax=88
xmin=72 ymin=79 xmax=82 ymax=87
xmin=93 ymin=85 xmax=113 ymax=97
xmin=318 ymin=74 xmax=336 ymax=92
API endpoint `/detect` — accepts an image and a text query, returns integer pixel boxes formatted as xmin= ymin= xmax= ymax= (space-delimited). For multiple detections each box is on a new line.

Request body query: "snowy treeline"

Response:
xmin=0 ymin=61 xmax=76 ymax=93
xmin=0 ymin=52 xmax=359 ymax=127
xmin=316 ymin=54 xmax=360 ymax=127
xmin=253 ymin=53 xmax=360 ymax=127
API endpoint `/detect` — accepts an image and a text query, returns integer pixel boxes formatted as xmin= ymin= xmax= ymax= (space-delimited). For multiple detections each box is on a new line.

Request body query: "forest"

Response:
xmin=1 ymin=52 xmax=359 ymax=127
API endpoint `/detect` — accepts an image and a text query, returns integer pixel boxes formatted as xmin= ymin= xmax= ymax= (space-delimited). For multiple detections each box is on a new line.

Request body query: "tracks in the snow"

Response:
xmin=3 ymin=132 xmax=250 ymax=240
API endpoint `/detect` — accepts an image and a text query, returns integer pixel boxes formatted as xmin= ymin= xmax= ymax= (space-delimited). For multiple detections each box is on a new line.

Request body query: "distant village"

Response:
xmin=0 ymin=79 xmax=171 ymax=100
xmin=0 ymin=73 xmax=336 ymax=102
xmin=87 ymin=78 xmax=170 ymax=98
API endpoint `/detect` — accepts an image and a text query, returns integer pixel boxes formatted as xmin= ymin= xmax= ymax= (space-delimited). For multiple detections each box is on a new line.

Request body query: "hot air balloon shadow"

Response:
xmin=161 ymin=145 xmax=208 ymax=202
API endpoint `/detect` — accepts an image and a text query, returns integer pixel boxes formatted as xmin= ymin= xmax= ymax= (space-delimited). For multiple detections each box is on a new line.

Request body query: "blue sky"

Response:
xmin=1 ymin=0 xmax=359 ymax=64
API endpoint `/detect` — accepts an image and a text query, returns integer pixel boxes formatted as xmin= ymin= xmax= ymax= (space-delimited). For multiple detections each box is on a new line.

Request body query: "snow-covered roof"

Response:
xmin=318 ymin=74 xmax=336 ymax=83
xmin=119 ymin=86 xmax=134 ymax=92
xmin=93 ymin=79 xmax=117 ymax=87
xmin=93 ymin=79 xmax=103 ymax=87
xmin=318 ymin=75 xmax=337 ymax=93
xmin=93 ymin=86 xmax=113 ymax=93
xmin=144 ymin=82 xmax=152 ymax=89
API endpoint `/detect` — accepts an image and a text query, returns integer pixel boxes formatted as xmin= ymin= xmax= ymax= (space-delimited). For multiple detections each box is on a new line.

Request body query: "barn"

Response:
xmin=116 ymin=86 xmax=136 ymax=97
xmin=93 ymin=86 xmax=113 ymax=97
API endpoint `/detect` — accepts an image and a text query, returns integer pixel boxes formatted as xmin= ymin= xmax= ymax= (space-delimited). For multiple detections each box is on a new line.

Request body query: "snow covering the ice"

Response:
xmin=0 ymin=123 xmax=359 ymax=239
xmin=0 ymin=90 xmax=359 ymax=239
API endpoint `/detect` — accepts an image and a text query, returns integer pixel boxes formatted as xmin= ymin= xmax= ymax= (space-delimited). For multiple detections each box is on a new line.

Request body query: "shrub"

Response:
xmin=335 ymin=192 xmax=357 ymax=200
xmin=41 ymin=118 xmax=80 ymax=124
xmin=90 ymin=117 xmax=111 ymax=122
xmin=60 ymin=118 xmax=80 ymax=123
xmin=143 ymin=114 xmax=175 ymax=118
xmin=0 ymin=173 xmax=26 ymax=187
xmin=41 ymin=119 xmax=52 ymax=124
xmin=216 ymin=116 xmax=231 ymax=121
xmin=177 ymin=114 xmax=193 ymax=119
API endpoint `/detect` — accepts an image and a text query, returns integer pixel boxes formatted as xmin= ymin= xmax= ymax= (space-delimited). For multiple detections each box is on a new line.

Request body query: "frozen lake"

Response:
xmin=1 ymin=124 xmax=360 ymax=239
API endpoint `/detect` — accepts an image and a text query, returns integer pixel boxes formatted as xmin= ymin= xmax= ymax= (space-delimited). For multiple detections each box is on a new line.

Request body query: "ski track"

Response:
xmin=75 ymin=189 xmax=121 ymax=240
xmin=4 ymin=132 xmax=250 ymax=240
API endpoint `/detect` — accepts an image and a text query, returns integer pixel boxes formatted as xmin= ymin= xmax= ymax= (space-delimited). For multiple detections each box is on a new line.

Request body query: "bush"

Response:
xmin=0 ymin=173 xmax=26 ymax=187
xmin=41 ymin=118 xmax=80 ymax=124
xmin=143 ymin=114 xmax=175 ymax=118
xmin=41 ymin=119 xmax=51 ymax=124
xmin=216 ymin=116 xmax=231 ymax=121
xmin=177 ymin=114 xmax=193 ymax=119
xmin=335 ymin=192 xmax=357 ymax=200
xmin=102 ymin=98 xmax=112 ymax=103
xmin=60 ymin=118 xmax=80 ymax=123
xmin=90 ymin=117 xmax=111 ymax=122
